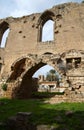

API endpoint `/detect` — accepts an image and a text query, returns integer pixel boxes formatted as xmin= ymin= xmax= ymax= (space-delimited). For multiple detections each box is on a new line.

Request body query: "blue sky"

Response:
xmin=0 ymin=0 xmax=82 ymax=18
xmin=0 ymin=0 xmax=83 ymax=77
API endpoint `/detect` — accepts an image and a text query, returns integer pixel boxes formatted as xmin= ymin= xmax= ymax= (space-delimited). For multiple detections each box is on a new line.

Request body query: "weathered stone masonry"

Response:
xmin=0 ymin=2 xmax=84 ymax=99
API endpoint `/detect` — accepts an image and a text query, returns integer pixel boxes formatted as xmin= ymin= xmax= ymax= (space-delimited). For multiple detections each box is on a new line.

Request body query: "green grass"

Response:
xmin=0 ymin=98 xmax=84 ymax=130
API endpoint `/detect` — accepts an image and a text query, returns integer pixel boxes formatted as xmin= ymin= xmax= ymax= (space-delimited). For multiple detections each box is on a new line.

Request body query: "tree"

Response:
xmin=82 ymin=1 xmax=84 ymax=3
xmin=46 ymin=69 xmax=59 ymax=81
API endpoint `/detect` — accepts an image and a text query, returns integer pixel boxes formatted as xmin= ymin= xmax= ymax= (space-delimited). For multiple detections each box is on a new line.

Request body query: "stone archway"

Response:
xmin=7 ymin=53 xmax=65 ymax=99
xmin=4 ymin=49 xmax=84 ymax=99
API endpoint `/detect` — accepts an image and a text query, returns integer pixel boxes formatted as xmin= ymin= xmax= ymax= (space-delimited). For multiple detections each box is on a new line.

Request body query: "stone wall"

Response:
xmin=0 ymin=2 xmax=84 ymax=99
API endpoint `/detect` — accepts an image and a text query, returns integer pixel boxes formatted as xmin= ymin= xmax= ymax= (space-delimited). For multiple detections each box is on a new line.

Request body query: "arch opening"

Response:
xmin=10 ymin=58 xmax=62 ymax=99
xmin=0 ymin=28 xmax=10 ymax=48
xmin=11 ymin=61 xmax=47 ymax=99
xmin=7 ymin=51 xmax=81 ymax=99
xmin=0 ymin=21 xmax=10 ymax=48
xmin=37 ymin=11 xmax=55 ymax=42
xmin=42 ymin=20 xmax=54 ymax=42
xmin=9 ymin=58 xmax=26 ymax=81
xmin=33 ymin=65 xmax=62 ymax=93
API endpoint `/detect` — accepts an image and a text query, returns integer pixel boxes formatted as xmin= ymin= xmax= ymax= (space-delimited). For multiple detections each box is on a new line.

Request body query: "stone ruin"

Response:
xmin=0 ymin=2 xmax=84 ymax=101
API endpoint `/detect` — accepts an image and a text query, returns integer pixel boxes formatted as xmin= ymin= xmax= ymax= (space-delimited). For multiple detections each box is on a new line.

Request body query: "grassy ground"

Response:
xmin=0 ymin=97 xmax=84 ymax=130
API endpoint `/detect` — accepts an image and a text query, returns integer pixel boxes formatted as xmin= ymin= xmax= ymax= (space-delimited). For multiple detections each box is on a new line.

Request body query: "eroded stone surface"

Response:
xmin=0 ymin=2 xmax=84 ymax=100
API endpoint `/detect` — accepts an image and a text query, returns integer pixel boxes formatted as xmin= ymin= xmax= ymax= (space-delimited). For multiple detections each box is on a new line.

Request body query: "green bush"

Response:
xmin=32 ymin=91 xmax=64 ymax=99
xmin=1 ymin=83 xmax=7 ymax=91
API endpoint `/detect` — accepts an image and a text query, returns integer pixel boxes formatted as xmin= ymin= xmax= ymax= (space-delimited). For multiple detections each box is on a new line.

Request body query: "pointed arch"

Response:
xmin=37 ymin=10 xmax=55 ymax=42
xmin=42 ymin=20 xmax=54 ymax=42
xmin=0 ymin=21 xmax=10 ymax=48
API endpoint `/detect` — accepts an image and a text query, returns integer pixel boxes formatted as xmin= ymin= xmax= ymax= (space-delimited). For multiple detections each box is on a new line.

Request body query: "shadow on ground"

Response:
xmin=0 ymin=98 xmax=84 ymax=130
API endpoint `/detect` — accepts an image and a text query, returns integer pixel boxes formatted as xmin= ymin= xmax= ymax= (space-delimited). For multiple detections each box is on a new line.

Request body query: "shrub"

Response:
xmin=32 ymin=91 xmax=64 ymax=99
xmin=1 ymin=83 xmax=7 ymax=91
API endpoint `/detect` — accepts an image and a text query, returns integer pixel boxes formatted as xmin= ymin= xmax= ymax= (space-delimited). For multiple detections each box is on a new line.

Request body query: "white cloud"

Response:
xmin=10 ymin=9 xmax=28 ymax=17
xmin=10 ymin=0 xmax=83 ymax=18
xmin=0 ymin=0 xmax=83 ymax=18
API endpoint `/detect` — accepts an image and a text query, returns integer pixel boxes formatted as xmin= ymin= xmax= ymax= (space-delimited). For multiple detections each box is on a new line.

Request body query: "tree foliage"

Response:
xmin=46 ymin=69 xmax=59 ymax=81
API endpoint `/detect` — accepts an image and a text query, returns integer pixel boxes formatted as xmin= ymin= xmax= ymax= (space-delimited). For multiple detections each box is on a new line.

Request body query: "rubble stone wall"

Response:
xmin=0 ymin=2 xmax=84 ymax=99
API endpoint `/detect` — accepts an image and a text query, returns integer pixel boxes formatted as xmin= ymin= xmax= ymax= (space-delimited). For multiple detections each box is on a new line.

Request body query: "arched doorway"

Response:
xmin=8 ymin=50 xmax=83 ymax=99
xmin=8 ymin=54 xmax=64 ymax=99
xmin=7 ymin=50 xmax=83 ymax=99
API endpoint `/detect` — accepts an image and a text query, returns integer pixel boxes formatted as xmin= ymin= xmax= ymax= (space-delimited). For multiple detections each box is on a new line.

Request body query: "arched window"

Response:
xmin=0 ymin=28 xmax=10 ymax=48
xmin=42 ymin=20 xmax=54 ymax=42
xmin=37 ymin=11 xmax=55 ymax=42
xmin=0 ymin=21 xmax=10 ymax=48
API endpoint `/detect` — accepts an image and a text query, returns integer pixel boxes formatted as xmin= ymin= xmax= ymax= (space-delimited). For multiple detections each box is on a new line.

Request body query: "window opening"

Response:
xmin=0 ymin=28 xmax=10 ymax=48
xmin=66 ymin=57 xmax=81 ymax=68
xmin=42 ymin=20 xmax=54 ymax=42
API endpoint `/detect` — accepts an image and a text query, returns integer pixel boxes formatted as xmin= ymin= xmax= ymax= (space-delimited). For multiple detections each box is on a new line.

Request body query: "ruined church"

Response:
xmin=0 ymin=2 xmax=84 ymax=100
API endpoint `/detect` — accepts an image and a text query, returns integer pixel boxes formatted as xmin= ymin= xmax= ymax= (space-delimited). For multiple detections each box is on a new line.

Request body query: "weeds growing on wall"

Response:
xmin=1 ymin=83 xmax=7 ymax=91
